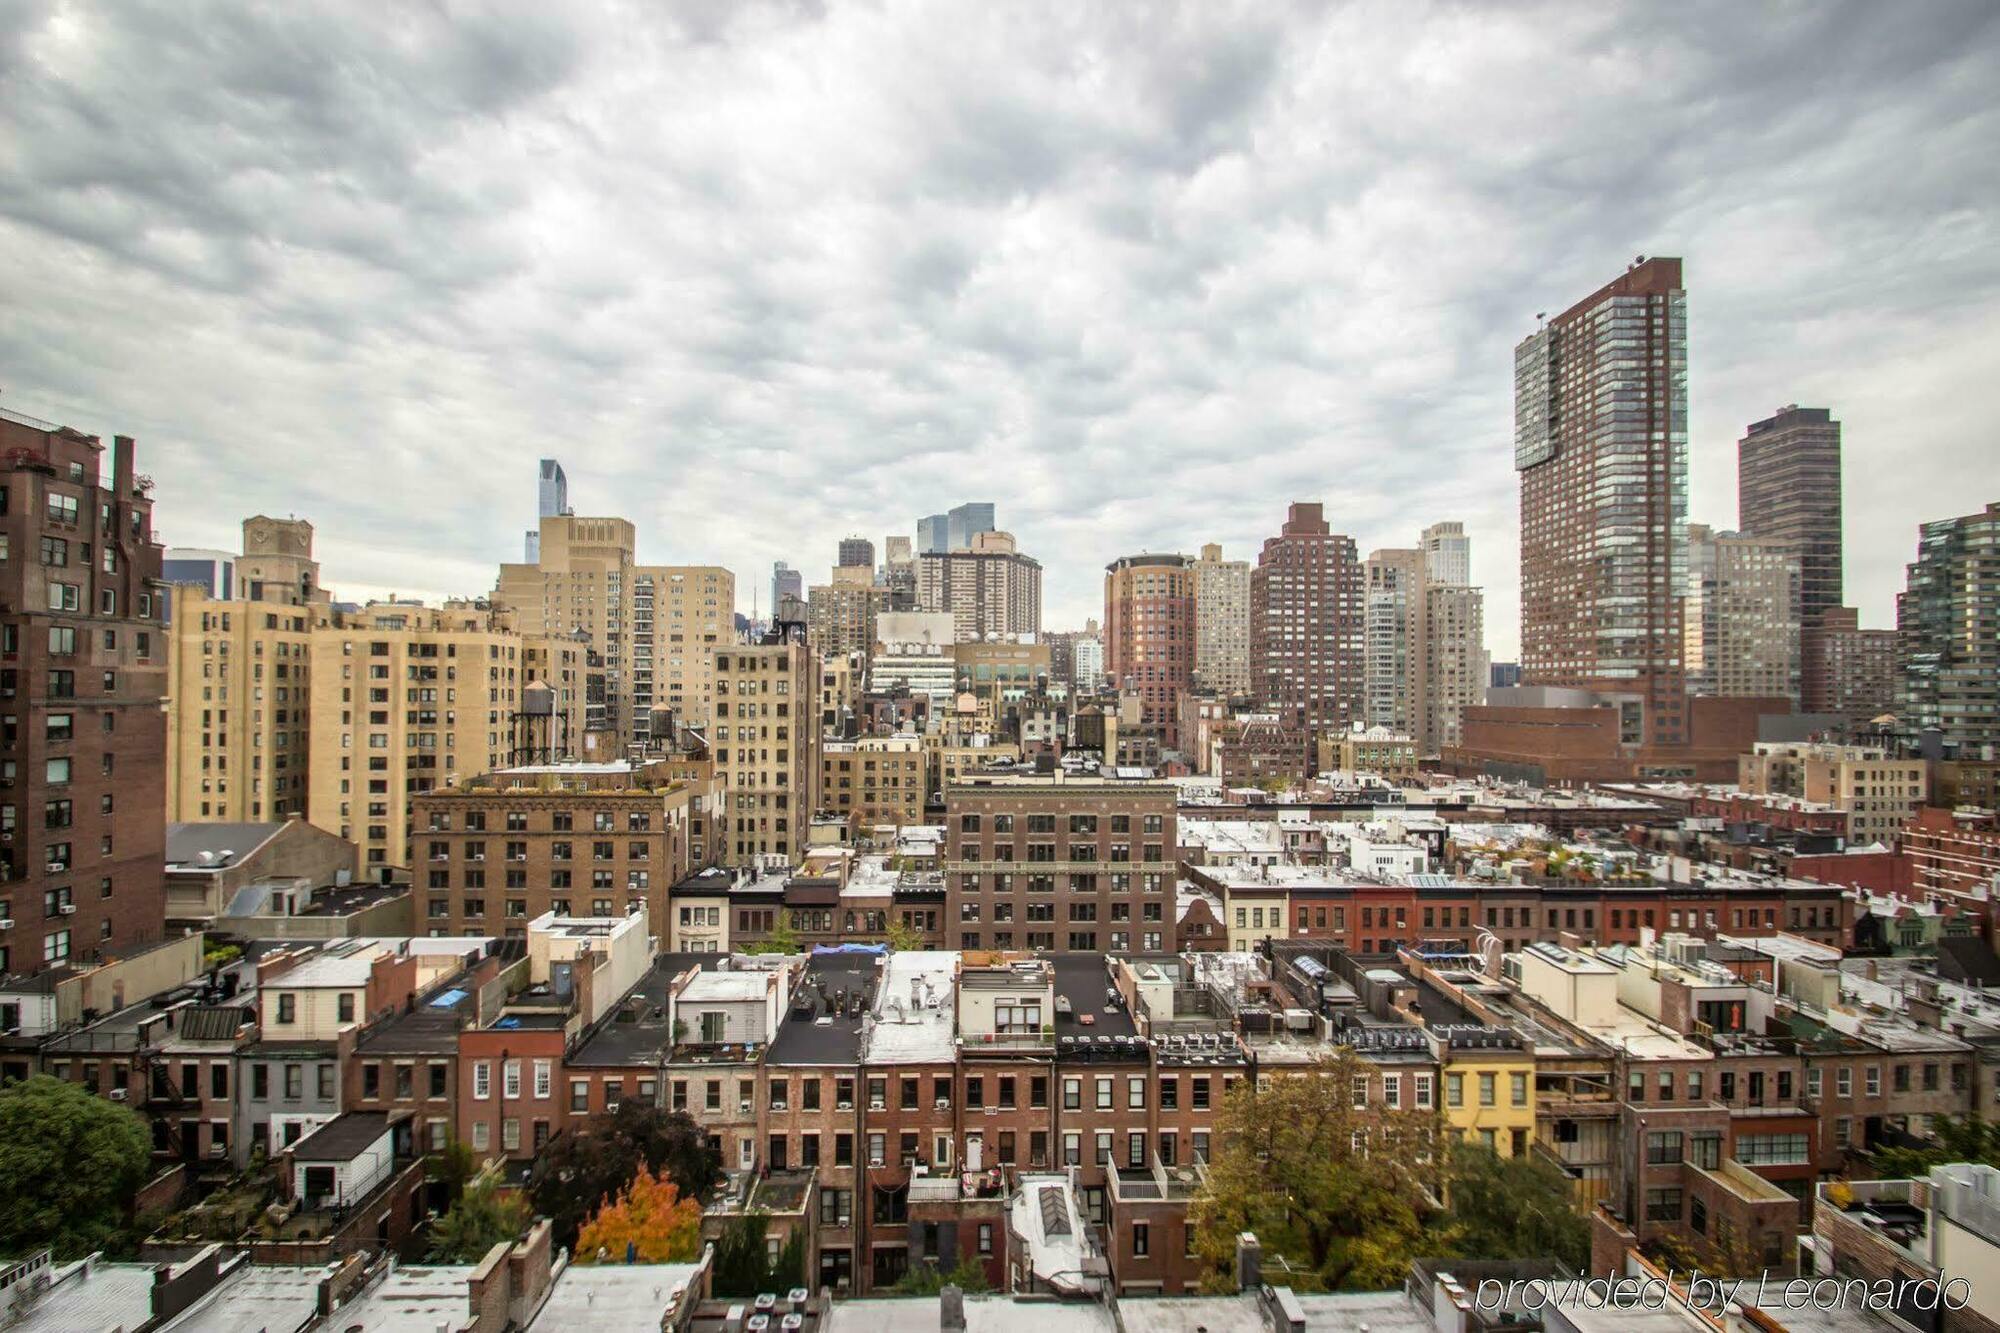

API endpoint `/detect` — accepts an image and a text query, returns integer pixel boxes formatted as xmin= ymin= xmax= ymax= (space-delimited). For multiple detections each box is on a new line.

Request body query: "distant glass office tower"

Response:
xmin=917 ymin=514 xmax=949 ymax=555
xmin=1515 ymin=257 xmax=1688 ymax=746
xmin=1738 ymin=405 xmax=1842 ymax=710
xmin=527 ymin=458 xmax=570 ymax=560
xmin=1897 ymin=501 xmax=2000 ymax=752
xmin=837 ymin=536 xmax=876 ymax=570
xmin=772 ymin=561 xmax=803 ymax=614
xmin=539 ymin=459 xmax=569 ymax=518
xmin=947 ymin=502 xmax=996 ymax=551
xmin=161 ymin=547 xmax=236 ymax=624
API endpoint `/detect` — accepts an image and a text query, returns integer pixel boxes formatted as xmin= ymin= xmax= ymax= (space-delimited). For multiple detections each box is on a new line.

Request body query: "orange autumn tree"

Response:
xmin=575 ymin=1166 xmax=704 ymax=1264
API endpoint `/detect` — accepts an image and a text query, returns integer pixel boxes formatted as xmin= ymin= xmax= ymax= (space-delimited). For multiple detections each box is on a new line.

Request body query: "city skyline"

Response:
xmin=6 ymin=4 xmax=1998 ymax=656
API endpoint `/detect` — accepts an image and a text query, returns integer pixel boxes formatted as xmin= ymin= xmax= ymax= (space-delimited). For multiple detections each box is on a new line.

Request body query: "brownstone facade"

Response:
xmin=945 ymin=777 xmax=1177 ymax=953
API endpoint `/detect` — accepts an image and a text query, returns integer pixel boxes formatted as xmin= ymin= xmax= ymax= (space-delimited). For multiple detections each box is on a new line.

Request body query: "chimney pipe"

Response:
xmin=1235 ymin=1232 xmax=1262 ymax=1292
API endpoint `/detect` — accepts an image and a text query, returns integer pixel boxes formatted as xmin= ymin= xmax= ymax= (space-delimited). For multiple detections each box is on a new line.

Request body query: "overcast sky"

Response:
xmin=5 ymin=1 xmax=1998 ymax=657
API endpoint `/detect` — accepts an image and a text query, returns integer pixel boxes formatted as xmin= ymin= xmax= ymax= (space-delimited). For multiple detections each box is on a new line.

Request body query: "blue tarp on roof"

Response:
xmin=428 ymin=987 xmax=469 ymax=1008
xmin=812 ymin=943 xmax=888 ymax=955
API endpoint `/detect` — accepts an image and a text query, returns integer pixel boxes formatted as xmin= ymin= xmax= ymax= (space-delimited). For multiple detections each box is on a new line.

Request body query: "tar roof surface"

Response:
xmin=290 ymin=1110 xmax=392 ymax=1161
xmin=1051 ymin=953 xmax=1137 ymax=1040
xmin=766 ymin=952 xmax=879 ymax=1066
xmin=165 ymin=821 xmax=285 ymax=867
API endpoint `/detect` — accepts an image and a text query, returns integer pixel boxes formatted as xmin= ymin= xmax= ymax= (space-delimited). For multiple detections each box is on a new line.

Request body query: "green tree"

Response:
xmin=711 ymin=1213 xmax=806 ymax=1297
xmin=526 ymin=1104 xmax=722 ymax=1249
xmin=426 ymin=1173 xmax=530 ymax=1262
xmin=1871 ymin=1113 xmax=2000 ymax=1179
xmin=427 ymin=1136 xmax=482 ymax=1203
xmin=1439 ymin=1142 xmax=1589 ymax=1270
xmin=0 ymin=1075 xmax=152 ymax=1257
xmin=743 ymin=918 xmax=801 ymax=955
xmin=886 ymin=919 xmax=924 ymax=952
xmin=892 ymin=1256 xmax=991 ymax=1295
xmin=1188 ymin=1050 xmax=1441 ymax=1293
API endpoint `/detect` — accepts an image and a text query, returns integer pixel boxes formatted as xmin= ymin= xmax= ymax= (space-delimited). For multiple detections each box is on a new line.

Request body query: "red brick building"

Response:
xmin=0 ymin=409 xmax=167 ymax=975
xmin=1249 ymin=503 xmax=1363 ymax=736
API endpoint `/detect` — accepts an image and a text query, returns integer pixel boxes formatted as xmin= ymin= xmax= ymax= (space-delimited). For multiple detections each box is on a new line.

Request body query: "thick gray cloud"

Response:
xmin=4 ymin=0 xmax=1997 ymax=654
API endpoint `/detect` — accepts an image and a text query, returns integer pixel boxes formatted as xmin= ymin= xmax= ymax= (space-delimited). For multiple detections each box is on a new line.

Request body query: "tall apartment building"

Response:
xmin=808 ymin=569 xmax=887 ymax=665
xmin=1738 ymin=407 xmax=1842 ymax=709
xmin=0 ymin=411 xmax=167 ymax=975
xmin=1363 ymin=548 xmax=1425 ymax=736
xmin=1422 ymin=582 xmax=1487 ymax=754
xmin=1808 ymin=607 xmax=1898 ymax=726
xmin=1683 ymin=525 xmax=1801 ymax=703
xmin=1104 ymin=555 xmax=1194 ymax=748
xmin=837 ymin=536 xmax=875 ymax=571
xmin=1421 ymin=522 xmax=1470 ymax=587
xmin=944 ymin=773 xmax=1178 ymax=952
xmin=632 ymin=565 xmax=733 ymax=733
xmin=1073 ymin=636 xmax=1104 ymax=694
xmin=497 ymin=516 xmax=732 ymax=739
xmin=165 ymin=588 xmax=325 ymax=822
xmin=882 ymin=536 xmax=916 ymax=611
xmin=915 ymin=532 xmax=1041 ymax=642
xmin=1897 ymin=502 xmax=2000 ymax=753
xmin=714 ymin=638 xmax=819 ymax=867
xmin=1250 ymin=503 xmax=1363 ymax=735
xmin=1191 ymin=543 xmax=1251 ymax=700
xmin=497 ymin=515 xmax=635 ymax=739
xmin=305 ymin=601 xmax=585 ymax=872
xmin=1515 ymin=257 xmax=1689 ymax=746
xmin=164 ymin=516 xmax=337 ymax=823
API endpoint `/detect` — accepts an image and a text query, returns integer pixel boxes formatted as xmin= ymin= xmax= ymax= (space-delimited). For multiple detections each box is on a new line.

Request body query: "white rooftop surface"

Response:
xmin=161 ymin=1263 xmax=326 ymax=1332
xmin=826 ymin=1298 xmax=1114 ymax=1332
xmin=1717 ymin=932 xmax=1842 ymax=964
xmin=680 ymin=971 xmax=774 ymax=1002
xmin=524 ymin=1263 xmax=704 ymax=1330
xmin=495 ymin=761 xmax=634 ymax=775
xmin=1119 ymin=1289 xmax=1430 ymax=1333
xmin=1009 ymin=1175 xmax=1094 ymax=1294
xmin=325 ymin=1263 xmax=473 ymax=1331
xmin=268 ymin=941 xmax=393 ymax=988
xmin=842 ymin=856 xmax=901 ymax=899
xmin=865 ymin=950 xmax=959 ymax=1063
xmin=1178 ymin=819 xmax=1285 ymax=854
xmin=7 ymin=1260 xmax=153 ymax=1333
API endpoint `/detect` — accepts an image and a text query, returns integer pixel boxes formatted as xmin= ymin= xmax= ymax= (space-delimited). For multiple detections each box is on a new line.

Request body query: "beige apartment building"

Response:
xmin=1192 ymin=543 xmax=1251 ymax=699
xmin=1684 ymin=525 xmax=1802 ymax=703
xmin=822 ymin=734 xmax=926 ymax=830
xmin=305 ymin=602 xmax=586 ymax=872
xmin=635 ymin=565 xmax=734 ymax=735
xmin=1741 ymin=742 xmax=1925 ymax=846
xmin=1422 ymin=580 xmax=1487 ymax=753
xmin=806 ymin=567 xmax=886 ymax=665
xmin=915 ymin=531 xmax=1042 ymax=642
xmin=496 ymin=515 xmax=734 ymax=741
xmin=714 ymin=638 xmax=820 ymax=866
xmin=164 ymin=517 xmax=336 ymax=822
xmin=165 ymin=587 xmax=328 ymax=821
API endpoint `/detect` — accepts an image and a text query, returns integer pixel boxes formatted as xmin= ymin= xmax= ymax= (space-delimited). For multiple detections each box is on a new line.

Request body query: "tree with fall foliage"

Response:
xmin=526 ymin=1104 xmax=722 ymax=1250
xmin=576 ymin=1166 xmax=704 ymax=1264
xmin=1188 ymin=1049 xmax=1442 ymax=1293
